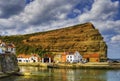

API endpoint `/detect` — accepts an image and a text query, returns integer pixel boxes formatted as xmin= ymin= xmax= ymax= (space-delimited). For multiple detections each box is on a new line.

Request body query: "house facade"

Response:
xmin=83 ymin=53 xmax=100 ymax=62
xmin=53 ymin=51 xmax=82 ymax=63
xmin=54 ymin=52 xmax=68 ymax=63
xmin=17 ymin=54 xmax=40 ymax=63
xmin=6 ymin=43 xmax=16 ymax=54
xmin=61 ymin=52 xmax=67 ymax=63
xmin=66 ymin=51 xmax=82 ymax=63
xmin=42 ymin=54 xmax=53 ymax=63
xmin=0 ymin=40 xmax=15 ymax=54
xmin=54 ymin=54 xmax=61 ymax=63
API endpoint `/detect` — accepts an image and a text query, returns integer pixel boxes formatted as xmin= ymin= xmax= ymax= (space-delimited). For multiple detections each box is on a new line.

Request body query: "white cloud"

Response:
xmin=111 ymin=35 xmax=120 ymax=43
xmin=0 ymin=0 xmax=84 ymax=35
xmin=15 ymin=0 xmax=79 ymax=25
xmin=91 ymin=20 xmax=120 ymax=33
xmin=78 ymin=0 xmax=119 ymax=21
xmin=73 ymin=9 xmax=81 ymax=14
xmin=0 ymin=0 xmax=119 ymax=37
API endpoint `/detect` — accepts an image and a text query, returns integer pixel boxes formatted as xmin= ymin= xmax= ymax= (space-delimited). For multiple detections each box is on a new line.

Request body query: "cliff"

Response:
xmin=0 ymin=22 xmax=107 ymax=60
xmin=0 ymin=54 xmax=19 ymax=77
xmin=24 ymin=22 xmax=107 ymax=59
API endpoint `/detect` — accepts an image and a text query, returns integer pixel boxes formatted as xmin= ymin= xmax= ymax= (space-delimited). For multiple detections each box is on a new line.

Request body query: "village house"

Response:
xmin=17 ymin=54 xmax=40 ymax=63
xmin=42 ymin=54 xmax=53 ymax=63
xmin=83 ymin=53 xmax=100 ymax=62
xmin=0 ymin=40 xmax=15 ymax=54
xmin=61 ymin=52 xmax=67 ymax=63
xmin=6 ymin=43 xmax=16 ymax=54
xmin=66 ymin=51 xmax=82 ymax=63
xmin=54 ymin=52 xmax=68 ymax=63
xmin=54 ymin=54 xmax=61 ymax=63
xmin=53 ymin=51 xmax=82 ymax=63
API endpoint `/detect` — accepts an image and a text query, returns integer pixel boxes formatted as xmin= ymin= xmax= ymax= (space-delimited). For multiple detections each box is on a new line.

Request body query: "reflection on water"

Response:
xmin=107 ymin=70 xmax=120 ymax=81
xmin=1 ymin=66 xmax=120 ymax=81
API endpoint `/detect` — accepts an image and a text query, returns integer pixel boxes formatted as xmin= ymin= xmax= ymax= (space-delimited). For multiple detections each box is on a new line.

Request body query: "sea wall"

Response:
xmin=18 ymin=62 xmax=120 ymax=69
xmin=0 ymin=54 xmax=19 ymax=77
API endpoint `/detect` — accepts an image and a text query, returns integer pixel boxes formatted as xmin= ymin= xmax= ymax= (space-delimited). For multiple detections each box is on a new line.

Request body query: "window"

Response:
xmin=26 ymin=60 xmax=28 ymax=62
xmin=31 ymin=58 xmax=33 ymax=60
xmin=18 ymin=60 xmax=22 ymax=62
xmin=67 ymin=56 xmax=69 ymax=58
xmin=11 ymin=48 xmax=13 ymax=51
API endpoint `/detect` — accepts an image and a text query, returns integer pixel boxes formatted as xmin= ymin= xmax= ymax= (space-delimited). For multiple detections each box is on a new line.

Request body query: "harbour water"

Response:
xmin=1 ymin=66 xmax=120 ymax=81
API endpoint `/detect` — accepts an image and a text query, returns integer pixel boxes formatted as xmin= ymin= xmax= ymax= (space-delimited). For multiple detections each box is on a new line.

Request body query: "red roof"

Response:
xmin=83 ymin=54 xmax=99 ymax=58
xmin=83 ymin=54 xmax=90 ymax=58
xmin=17 ymin=54 xmax=40 ymax=58
xmin=7 ymin=43 xmax=15 ymax=48
xmin=90 ymin=54 xmax=99 ymax=58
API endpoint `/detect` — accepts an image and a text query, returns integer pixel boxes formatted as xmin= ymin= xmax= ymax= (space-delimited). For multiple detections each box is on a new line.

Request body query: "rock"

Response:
xmin=0 ymin=54 xmax=19 ymax=76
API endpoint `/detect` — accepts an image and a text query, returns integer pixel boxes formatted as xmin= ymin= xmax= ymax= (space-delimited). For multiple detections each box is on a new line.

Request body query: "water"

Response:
xmin=1 ymin=66 xmax=120 ymax=81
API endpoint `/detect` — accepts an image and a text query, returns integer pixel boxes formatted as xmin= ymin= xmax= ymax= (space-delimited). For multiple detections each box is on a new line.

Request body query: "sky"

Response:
xmin=0 ymin=0 xmax=120 ymax=58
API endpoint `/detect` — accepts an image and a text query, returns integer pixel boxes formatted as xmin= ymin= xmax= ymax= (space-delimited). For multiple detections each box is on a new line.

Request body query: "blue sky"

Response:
xmin=0 ymin=0 xmax=120 ymax=58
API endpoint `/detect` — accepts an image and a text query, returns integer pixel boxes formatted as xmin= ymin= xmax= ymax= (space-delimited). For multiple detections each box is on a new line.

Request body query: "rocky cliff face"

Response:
xmin=0 ymin=54 xmax=19 ymax=74
xmin=24 ymin=22 xmax=107 ymax=59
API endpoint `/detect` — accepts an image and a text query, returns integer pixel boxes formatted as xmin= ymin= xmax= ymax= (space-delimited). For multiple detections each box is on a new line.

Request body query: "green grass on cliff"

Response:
xmin=0 ymin=35 xmax=47 ymax=55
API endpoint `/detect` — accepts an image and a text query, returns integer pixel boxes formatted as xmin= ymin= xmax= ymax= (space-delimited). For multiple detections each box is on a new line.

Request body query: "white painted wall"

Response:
xmin=66 ymin=51 xmax=82 ymax=63
xmin=7 ymin=47 xmax=15 ymax=54
xmin=17 ymin=56 xmax=39 ymax=63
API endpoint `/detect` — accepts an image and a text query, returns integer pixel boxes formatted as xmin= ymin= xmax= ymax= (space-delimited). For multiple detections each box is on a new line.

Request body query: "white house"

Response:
xmin=17 ymin=54 xmax=40 ymax=63
xmin=0 ymin=40 xmax=16 ymax=54
xmin=6 ymin=43 xmax=16 ymax=54
xmin=66 ymin=51 xmax=82 ymax=63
